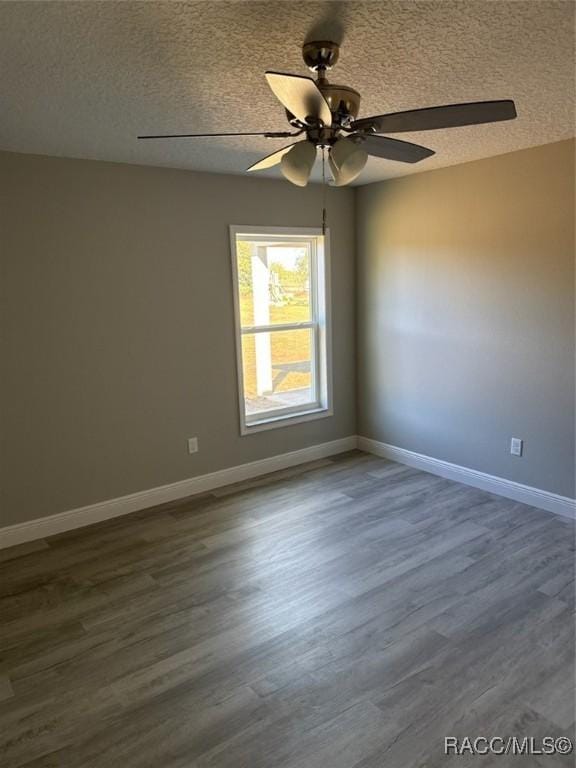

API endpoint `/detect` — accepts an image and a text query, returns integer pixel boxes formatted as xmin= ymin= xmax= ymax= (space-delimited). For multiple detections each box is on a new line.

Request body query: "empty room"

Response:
xmin=0 ymin=1 xmax=575 ymax=765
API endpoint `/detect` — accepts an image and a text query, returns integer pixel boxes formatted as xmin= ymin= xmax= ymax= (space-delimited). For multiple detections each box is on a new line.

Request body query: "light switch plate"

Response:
xmin=510 ymin=437 xmax=523 ymax=457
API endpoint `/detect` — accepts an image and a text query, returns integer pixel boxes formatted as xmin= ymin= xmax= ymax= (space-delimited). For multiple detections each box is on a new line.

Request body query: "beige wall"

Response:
xmin=0 ymin=151 xmax=356 ymax=526
xmin=356 ymin=140 xmax=575 ymax=498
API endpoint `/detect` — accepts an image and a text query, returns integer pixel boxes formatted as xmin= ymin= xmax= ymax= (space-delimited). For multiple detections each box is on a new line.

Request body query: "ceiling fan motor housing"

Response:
xmin=319 ymin=83 xmax=361 ymax=123
xmin=285 ymin=81 xmax=361 ymax=133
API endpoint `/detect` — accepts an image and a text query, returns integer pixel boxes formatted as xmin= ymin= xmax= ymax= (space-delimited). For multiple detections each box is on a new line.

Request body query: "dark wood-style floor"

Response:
xmin=1 ymin=451 xmax=574 ymax=767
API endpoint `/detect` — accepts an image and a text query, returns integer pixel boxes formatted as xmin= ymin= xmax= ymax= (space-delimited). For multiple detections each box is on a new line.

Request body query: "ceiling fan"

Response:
xmin=139 ymin=40 xmax=517 ymax=187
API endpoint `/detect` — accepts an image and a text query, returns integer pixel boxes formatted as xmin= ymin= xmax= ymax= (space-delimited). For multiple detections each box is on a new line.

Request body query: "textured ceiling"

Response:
xmin=0 ymin=1 xmax=574 ymax=185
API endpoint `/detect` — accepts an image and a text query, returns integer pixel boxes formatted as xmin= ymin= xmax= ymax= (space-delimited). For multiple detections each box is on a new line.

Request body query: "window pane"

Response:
xmin=241 ymin=328 xmax=316 ymax=417
xmin=236 ymin=239 xmax=311 ymax=328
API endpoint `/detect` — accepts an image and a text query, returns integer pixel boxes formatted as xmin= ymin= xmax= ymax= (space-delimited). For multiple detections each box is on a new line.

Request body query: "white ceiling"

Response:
xmin=0 ymin=1 xmax=574 ymax=185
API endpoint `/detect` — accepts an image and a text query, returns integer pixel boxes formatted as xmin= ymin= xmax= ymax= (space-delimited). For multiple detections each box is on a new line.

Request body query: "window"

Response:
xmin=230 ymin=226 xmax=332 ymax=434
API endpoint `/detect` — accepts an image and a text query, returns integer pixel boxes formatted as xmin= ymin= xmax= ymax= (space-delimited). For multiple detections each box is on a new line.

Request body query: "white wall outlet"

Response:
xmin=187 ymin=437 xmax=199 ymax=455
xmin=510 ymin=437 xmax=523 ymax=457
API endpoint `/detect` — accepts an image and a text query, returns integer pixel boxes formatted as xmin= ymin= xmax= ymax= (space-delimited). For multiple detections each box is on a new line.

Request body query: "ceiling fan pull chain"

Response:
xmin=321 ymin=146 xmax=327 ymax=235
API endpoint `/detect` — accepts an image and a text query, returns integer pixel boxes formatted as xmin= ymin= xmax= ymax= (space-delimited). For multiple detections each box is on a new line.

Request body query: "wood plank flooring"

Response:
xmin=0 ymin=451 xmax=574 ymax=767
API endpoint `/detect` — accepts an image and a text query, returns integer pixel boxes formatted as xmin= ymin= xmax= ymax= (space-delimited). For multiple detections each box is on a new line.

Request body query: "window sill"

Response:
xmin=241 ymin=406 xmax=333 ymax=435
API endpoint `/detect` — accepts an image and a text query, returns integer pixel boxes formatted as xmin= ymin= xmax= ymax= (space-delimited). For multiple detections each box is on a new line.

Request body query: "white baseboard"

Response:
xmin=0 ymin=436 xmax=358 ymax=550
xmin=3 ymin=433 xmax=572 ymax=550
xmin=358 ymin=436 xmax=576 ymax=520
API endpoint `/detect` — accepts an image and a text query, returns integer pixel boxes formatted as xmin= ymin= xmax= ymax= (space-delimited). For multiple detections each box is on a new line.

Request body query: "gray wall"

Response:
xmin=2 ymin=139 xmax=574 ymax=529
xmin=356 ymin=139 xmax=575 ymax=498
xmin=0 ymin=151 xmax=356 ymax=526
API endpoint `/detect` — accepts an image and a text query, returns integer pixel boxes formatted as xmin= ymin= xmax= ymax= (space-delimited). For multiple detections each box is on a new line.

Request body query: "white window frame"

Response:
xmin=229 ymin=225 xmax=333 ymax=435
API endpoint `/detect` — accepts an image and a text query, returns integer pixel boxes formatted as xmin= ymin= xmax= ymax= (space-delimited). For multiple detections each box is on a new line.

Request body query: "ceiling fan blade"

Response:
xmin=246 ymin=143 xmax=298 ymax=172
xmin=352 ymin=134 xmax=435 ymax=163
xmin=352 ymin=100 xmax=517 ymax=134
xmin=138 ymin=130 xmax=298 ymax=139
xmin=265 ymin=72 xmax=332 ymax=127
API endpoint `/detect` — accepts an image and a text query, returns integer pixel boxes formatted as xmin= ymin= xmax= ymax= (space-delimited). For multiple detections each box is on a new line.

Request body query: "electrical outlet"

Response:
xmin=187 ymin=437 xmax=198 ymax=455
xmin=510 ymin=437 xmax=523 ymax=457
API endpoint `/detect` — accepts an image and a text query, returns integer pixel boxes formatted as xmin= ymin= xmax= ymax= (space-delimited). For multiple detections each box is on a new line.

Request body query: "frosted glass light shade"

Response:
xmin=329 ymin=138 xmax=368 ymax=186
xmin=280 ymin=141 xmax=317 ymax=187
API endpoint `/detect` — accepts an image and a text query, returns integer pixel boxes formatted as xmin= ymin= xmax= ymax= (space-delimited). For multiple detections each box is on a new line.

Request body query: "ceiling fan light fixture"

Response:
xmin=280 ymin=140 xmax=317 ymax=186
xmin=329 ymin=138 xmax=368 ymax=186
